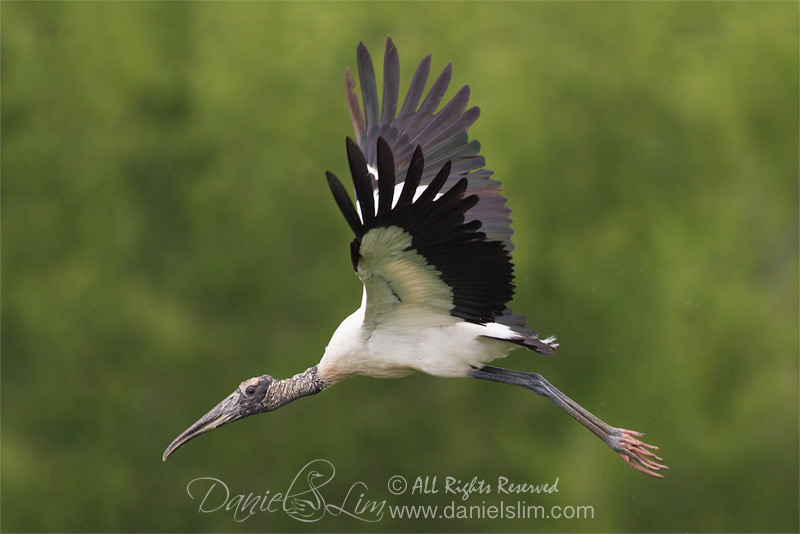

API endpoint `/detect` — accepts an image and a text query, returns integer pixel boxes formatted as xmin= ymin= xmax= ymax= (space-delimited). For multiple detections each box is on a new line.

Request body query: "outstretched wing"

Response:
xmin=346 ymin=36 xmax=514 ymax=252
xmin=325 ymin=39 xmax=555 ymax=354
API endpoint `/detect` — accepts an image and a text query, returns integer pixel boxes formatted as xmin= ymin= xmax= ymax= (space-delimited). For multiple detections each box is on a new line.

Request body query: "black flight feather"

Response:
xmin=346 ymin=137 xmax=375 ymax=227
xmin=376 ymin=138 xmax=396 ymax=217
xmin=325 ymin=171 xmax=363 ymax=238
xmin=395 ymin=146 xmax=424 ymax=211
xmin=380 ymin=38 xmax=400 ymax=128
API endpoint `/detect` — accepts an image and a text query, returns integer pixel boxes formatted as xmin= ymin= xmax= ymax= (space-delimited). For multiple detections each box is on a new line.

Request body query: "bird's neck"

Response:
xmin=271 ymin=365 xmax=329 ymax=410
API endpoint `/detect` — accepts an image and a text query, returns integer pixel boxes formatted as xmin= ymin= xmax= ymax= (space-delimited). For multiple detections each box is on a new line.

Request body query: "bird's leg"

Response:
xmin=469 ymin=365 xmax=667 ymax=478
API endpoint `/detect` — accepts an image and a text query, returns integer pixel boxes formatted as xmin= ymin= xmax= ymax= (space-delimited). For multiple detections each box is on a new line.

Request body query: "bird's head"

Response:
xmin=162 ymin=374 xmax=282 ymax=461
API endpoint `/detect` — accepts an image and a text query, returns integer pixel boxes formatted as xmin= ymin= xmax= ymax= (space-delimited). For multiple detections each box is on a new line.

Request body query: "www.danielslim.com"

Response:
xmin=388 ymin=501 xmax=594 ymax=520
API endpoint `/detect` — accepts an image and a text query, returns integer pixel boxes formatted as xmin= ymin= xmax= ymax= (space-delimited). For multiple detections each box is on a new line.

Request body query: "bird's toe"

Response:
xmin=610 ymin=428 xmax=668 ymax=478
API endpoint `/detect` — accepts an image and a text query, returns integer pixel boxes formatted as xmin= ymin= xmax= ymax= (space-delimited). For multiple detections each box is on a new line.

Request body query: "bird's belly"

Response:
xmin=320 ymin=321 xmax=515 ymax=381
xmin=375 ymin=323 xmax=515 ymax=378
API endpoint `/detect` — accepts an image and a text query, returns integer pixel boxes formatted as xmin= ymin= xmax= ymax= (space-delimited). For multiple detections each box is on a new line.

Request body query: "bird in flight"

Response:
xmin=163 ymin=37 xmax=666 ymax=478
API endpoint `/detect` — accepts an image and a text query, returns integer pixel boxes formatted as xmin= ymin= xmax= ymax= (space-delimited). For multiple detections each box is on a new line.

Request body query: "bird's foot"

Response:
xmin=609 ymin=428 xmax=667 ymax=478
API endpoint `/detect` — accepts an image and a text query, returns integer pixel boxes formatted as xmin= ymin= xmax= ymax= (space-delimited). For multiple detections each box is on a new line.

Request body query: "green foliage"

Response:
xmin=2 ymin=2 xmax=797 ymax=532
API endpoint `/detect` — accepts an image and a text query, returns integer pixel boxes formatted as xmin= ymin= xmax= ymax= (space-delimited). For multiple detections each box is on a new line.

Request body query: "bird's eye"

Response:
xmin=245 ymin=386 xmax=256 ymax=395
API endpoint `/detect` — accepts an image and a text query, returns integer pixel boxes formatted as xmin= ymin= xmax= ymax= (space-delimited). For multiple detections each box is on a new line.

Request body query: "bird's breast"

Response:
xmin=318 ymin=311 xmax=514 ymax=383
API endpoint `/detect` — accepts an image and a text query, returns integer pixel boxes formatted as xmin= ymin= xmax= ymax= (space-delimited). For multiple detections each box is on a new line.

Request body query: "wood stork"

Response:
xmin=163 ymin=37 xmax=666 ymax=478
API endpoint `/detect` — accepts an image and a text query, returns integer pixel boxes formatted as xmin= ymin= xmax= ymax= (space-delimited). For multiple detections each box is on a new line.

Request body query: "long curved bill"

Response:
xmin=162 ymin=391 xmax=243 ymax=461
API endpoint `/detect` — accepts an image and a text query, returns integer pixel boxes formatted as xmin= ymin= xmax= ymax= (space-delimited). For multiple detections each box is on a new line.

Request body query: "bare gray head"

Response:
xmin=163 ymin=366 xmax=326 ymax=460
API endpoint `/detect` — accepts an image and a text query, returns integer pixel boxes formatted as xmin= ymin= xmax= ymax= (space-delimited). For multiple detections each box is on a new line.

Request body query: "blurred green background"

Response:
xmin=2 ymin=1 xmax=797 ymax=532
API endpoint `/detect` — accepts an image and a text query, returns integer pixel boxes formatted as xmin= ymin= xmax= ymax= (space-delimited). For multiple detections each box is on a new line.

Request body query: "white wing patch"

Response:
xmin=387 ymin=182 xmax=443 ymax=208
xmin=354 ymin=173 xmax=441 ymax=220
xmin=357 ymin=225 xmax=457 ymax=331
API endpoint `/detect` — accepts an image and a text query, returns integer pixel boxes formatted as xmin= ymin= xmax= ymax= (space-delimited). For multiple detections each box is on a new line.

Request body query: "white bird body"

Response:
xmin=163 ymin=37 xmax=667 ymax=478
xmin=320 ymin=306 xmax=516 ymax=382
